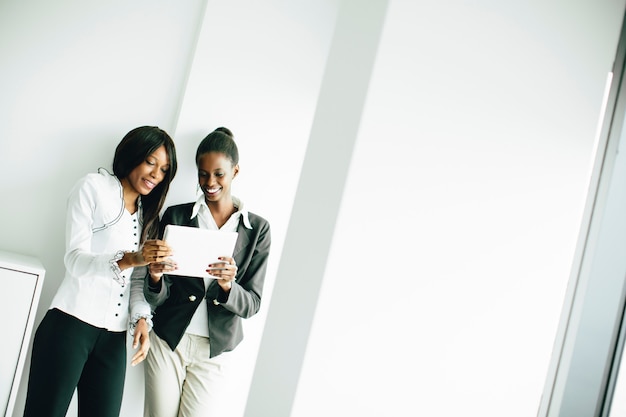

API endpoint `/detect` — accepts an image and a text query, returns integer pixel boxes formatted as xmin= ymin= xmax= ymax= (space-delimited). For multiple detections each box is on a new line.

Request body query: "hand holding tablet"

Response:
xmin=206 ymin=256 xmax=238 ymax=282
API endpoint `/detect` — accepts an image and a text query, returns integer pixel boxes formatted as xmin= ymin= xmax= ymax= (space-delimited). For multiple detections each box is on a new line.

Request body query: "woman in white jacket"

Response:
xmin=23 ymin=126 xmax=178 ymax=417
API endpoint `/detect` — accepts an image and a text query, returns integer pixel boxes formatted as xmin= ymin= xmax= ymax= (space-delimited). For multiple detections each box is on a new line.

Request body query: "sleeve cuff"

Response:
xmin=147 ymin=278 xmax=162 ymax=292
xmin=129 ymin=313 xmax=153 ymax=336
xmin=110 ymin=250 xmax=126 ymax=286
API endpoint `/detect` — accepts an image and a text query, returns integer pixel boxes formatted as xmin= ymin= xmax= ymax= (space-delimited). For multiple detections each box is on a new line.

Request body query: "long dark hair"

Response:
xmin=113 ymin=126 xmax=177 ymax=241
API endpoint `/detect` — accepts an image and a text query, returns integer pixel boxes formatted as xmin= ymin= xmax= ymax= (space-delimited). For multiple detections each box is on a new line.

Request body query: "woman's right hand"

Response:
xmin=142 ymin=239 xmax=177 ymax=282
xmin=142 ymin=239 xmax=173 ymax=264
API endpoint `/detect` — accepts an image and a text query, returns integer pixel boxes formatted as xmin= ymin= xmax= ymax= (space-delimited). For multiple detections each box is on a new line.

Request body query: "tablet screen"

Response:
xmin=162 ymin=224 xmax=238 ymax=278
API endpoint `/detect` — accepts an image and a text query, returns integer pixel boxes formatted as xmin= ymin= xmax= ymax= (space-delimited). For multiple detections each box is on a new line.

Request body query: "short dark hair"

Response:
xmin=113 ymin=126 xmax=177 ymax=241
xmin=195 ymin=127 xmax=239 ymax=166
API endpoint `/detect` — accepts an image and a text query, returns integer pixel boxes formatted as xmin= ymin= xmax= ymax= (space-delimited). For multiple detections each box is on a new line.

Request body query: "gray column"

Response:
xmin=243 ymin=1 xmax=388 ymax=416
xmin=539 ymin=10 xmax=626 ymax=417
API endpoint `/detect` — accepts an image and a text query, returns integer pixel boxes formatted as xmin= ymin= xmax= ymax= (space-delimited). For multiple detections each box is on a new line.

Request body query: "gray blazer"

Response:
xmin=144 ymin=202 xmax=271 ymax=357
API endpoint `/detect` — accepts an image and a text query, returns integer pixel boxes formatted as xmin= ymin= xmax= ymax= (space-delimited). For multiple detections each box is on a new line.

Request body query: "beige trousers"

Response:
xmin=143 ymin=332 xmax=231 ymax=417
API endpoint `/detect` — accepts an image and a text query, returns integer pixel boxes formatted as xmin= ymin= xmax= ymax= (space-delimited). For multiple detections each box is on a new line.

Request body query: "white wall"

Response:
xmin=169 ymin=2 xmax=338 ymax=416
xmin=247 ymin=1 xmax=626 ymax=416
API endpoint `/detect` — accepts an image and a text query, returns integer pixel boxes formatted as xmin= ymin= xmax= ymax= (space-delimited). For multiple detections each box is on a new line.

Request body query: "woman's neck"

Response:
xmin=206 ymin=197 xmax=237 ymax=229
xmin=120 ymin=178 xmax=139 ymax=214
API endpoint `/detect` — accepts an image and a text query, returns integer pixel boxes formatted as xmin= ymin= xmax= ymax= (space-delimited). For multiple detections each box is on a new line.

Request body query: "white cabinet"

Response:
xmin=0 ymin=251 xmax=45 ymax=417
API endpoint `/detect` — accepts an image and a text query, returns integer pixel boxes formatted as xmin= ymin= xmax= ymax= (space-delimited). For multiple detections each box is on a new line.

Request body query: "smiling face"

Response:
xmin=197 ymin=151 xmax=239 ymax=204
xmin=125 ymin=144 xmax=170 ymax=197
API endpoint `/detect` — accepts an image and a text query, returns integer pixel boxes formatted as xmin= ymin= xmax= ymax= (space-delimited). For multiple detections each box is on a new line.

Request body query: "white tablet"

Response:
xmin=162 ymin=224 xmax=238 ymax=278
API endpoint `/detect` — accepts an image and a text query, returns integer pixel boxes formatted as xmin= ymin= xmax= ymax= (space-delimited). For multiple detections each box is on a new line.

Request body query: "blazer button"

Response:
xmin=189 ymin=295 xmax=197 ymax=302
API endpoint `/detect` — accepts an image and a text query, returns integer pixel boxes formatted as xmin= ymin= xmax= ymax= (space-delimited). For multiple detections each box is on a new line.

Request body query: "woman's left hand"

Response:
xmin=131 ymin=318 xmax=150 ymax=366
xmin=208 ymin=256 xmax=238 ymax=291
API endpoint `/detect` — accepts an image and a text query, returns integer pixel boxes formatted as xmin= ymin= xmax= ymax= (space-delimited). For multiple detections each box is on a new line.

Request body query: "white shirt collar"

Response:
xmin=190 ymin=193 xmax=252 ymax=229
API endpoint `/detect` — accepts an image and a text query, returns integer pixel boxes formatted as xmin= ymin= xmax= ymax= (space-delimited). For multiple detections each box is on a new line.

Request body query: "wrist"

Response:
xmin=121 ymin=251 xmax=142 ymax=269
xmin=130 ymin=313 xmax=153 ymax=335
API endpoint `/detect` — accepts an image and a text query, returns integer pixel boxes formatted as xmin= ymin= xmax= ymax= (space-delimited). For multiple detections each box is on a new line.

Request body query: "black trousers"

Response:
xmin=23 ymin=308 xmax=127 ymax=417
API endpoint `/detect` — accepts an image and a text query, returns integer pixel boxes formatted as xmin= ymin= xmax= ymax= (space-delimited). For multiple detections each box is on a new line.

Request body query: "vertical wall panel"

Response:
xmin=284 ymin=1 xmax=626 ymax=416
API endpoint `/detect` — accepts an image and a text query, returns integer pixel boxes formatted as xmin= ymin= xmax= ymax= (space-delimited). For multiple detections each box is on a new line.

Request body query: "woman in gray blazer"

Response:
xmin=142 ymin=127 xmax=271 ymax=417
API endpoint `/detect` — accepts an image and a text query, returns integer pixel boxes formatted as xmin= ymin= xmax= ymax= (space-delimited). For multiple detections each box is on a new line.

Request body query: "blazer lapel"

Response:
xmin=233 ymin=220 xmax=251 ymax=259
